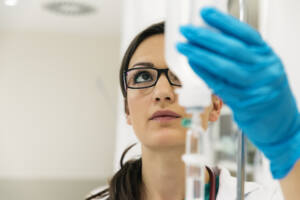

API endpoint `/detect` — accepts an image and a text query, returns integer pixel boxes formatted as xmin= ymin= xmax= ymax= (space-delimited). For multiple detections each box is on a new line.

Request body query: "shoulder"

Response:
xmin=217 ymin=167 xmax=284 ymax=200
xmin=85 ymin=186 xmax=108 ymax=200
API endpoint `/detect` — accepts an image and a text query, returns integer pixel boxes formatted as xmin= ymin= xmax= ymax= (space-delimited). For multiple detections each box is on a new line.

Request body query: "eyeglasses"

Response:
xmin=124 ymin=67 xmax=182 ymax=90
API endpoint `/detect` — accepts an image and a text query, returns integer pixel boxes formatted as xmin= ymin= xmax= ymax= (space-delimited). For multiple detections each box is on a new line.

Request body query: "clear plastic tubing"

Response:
xmin=182 ymin=109 xmax=208 ymax=200
xmin=165 ymin=0 xmax=228 ymax=199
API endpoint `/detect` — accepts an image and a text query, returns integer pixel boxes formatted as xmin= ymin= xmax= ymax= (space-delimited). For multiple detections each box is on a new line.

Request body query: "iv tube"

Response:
xmin=182 ymin=109 xmax=208 ymax=200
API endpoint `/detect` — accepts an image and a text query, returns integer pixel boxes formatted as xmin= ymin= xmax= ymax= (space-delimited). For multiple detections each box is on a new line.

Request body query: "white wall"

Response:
xmin=0 ymin=31 xmax=120 ymax=180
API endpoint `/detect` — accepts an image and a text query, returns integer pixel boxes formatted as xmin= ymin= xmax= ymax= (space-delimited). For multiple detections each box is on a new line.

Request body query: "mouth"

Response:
xmin=151 ymin=116 xmax=180 ymax=122
xmin=150 ymin=110 xmax=181 ymax=122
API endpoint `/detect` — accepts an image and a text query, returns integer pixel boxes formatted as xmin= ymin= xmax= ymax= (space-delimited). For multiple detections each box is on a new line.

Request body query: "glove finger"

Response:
xmin=200 ymin=7 xmax=264 ymax=46
xmin=177 ymin=42 xmax=255 ymax=88
xmin=187 ymin=58 xmax=283 ymax=111
xmin=180 ymin=25 xmax=257 ymax=64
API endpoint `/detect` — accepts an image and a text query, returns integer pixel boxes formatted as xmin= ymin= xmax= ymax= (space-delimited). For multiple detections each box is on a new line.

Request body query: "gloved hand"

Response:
xmin=176 ymin=7 xmax=300 ymax=179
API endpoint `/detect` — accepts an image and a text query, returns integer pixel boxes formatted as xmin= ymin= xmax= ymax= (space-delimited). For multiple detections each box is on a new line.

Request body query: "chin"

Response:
xmin=146 ymin=129 xmax=186 ymax=148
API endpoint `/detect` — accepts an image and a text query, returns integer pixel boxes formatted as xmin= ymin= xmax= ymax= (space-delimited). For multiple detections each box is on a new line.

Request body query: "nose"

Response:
xmin=152 ymin=73 xmax=175 ymax=104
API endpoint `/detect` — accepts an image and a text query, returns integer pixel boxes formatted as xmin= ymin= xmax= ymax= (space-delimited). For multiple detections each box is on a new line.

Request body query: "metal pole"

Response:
xmin=239 ymin=0 xmax=246 ymax=21
xmin=237 ymin=1 xmax=247 ymax=199
xmin=237 ymin=130 xmax=246 ymax=200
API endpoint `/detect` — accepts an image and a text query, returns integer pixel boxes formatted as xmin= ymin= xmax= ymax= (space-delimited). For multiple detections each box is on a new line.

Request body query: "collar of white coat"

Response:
xmin=217 ymin=167 xmax=262 ymax=200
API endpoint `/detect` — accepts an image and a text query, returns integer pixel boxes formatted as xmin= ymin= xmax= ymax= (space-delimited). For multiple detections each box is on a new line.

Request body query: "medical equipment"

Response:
xmin=237 ymin=1 xmax=246 ymax=199
xmin=237 ymin=129 xmax=246 ymax=200
xmin=181 ymin=109 xmax=208 ymax=200
xmin=165 ymin=1 xmax=228 ymax=199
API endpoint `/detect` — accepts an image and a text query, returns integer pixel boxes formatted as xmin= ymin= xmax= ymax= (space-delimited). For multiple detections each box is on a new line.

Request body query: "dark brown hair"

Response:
xmin=86 ymin=22 xmax=164 ymax=200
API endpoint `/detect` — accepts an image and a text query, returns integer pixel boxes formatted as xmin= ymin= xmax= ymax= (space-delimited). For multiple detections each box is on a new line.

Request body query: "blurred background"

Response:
xmin=0 ymin=0 xmax=299 ymax=200
xmin=0 ymin=0 xmax=121 ymax=199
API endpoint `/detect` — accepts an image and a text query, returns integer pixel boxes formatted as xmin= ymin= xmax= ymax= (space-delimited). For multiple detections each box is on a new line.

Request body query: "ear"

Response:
xmin=209 ymin=95 xmax=223 ymax=122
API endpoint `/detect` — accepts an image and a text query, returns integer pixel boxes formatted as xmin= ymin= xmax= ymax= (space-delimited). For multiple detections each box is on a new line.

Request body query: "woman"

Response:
xmin=87 ymin=7 xmax=300 ymax=200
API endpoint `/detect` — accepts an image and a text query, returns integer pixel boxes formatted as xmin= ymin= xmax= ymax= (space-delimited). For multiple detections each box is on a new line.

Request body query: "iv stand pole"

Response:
xmin=237 ymin=129 xmax=246 ymax=200
xmin=237 ymin=2 xmax=247 ymax=200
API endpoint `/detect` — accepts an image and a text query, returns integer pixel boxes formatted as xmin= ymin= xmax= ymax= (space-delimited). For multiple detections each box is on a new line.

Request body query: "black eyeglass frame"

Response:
xmin=123 ymin=67 xmax=182 ymax=90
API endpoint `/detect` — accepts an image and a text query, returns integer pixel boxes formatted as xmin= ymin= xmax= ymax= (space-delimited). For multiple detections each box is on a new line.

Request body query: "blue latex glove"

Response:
xmin=176 ymin=7 xmax=300 ymax=179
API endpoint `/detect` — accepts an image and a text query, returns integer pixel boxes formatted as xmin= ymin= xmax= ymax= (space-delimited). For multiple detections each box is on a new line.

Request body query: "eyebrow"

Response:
xmin=131 ymin=62 xmax=155 ymax=68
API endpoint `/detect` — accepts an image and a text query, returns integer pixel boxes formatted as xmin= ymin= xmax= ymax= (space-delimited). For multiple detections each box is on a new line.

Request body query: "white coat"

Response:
xmin=217 ymin=168 xmax=284 ymax=200
xmin=86 ymin=168 xmax=285 ymax=200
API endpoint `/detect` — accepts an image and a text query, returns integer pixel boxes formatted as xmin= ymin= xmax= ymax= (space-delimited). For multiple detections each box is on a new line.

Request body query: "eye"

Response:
xmin=134 ymin=71 xmax=153 ymax=83
xmin=168 ymin=70 xmax=182 ymax=85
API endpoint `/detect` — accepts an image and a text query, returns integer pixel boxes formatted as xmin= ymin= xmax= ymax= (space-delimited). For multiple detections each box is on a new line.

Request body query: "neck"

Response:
xmin=141 ymin=145 xmax=209 ymax=200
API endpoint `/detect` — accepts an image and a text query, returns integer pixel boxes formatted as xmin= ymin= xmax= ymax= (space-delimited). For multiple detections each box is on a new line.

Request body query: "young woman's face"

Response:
xmin=125 ymin=34 xmax=221 ymax=150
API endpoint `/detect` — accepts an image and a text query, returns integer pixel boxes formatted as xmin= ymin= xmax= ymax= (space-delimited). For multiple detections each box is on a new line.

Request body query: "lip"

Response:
xmin=149 ymin=110 xmax=181 ymax=121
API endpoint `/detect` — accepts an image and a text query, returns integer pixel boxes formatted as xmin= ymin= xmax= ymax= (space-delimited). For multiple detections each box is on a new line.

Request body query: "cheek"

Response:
xmin=127 ymin=92 xmax=150 ymax=133
xmin=127 ymin=92 xmax=148 ymax=115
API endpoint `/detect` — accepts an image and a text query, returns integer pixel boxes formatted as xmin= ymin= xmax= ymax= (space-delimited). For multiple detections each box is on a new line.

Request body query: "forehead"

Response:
xmin=128 ymin=34 xmax=167 ymax=69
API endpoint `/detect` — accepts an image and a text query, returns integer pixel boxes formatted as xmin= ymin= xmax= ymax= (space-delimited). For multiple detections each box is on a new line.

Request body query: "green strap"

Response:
xmin=204 ymin=175 xmax=219 ymax=200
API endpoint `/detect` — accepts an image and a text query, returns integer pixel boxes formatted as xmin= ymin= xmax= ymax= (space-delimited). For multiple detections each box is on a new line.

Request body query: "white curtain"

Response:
xmin=260 ymin=0 xmax=300 ymax=105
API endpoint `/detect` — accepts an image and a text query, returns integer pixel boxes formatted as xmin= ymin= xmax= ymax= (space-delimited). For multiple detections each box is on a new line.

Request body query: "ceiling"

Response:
xmin=0 ymin=0 xmax=259 ymax=36
xmin=0 ymin=0 xmax=122 ymax=36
